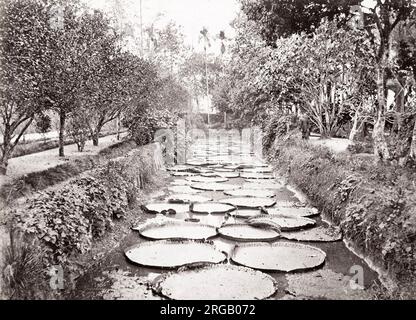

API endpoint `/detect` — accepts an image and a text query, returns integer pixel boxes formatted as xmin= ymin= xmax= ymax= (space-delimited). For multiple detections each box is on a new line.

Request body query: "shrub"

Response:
xmin=2 ymin=229 xmax=49 ymax=299
xmin=267 ymin=134 xmax=416 ymax=293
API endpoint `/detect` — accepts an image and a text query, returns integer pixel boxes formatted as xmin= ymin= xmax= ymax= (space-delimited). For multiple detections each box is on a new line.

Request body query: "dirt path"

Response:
xmin=73 ymin=131 xmax=379 ymax=300
xmin=0 ymin=133 xmax=127 ymax=188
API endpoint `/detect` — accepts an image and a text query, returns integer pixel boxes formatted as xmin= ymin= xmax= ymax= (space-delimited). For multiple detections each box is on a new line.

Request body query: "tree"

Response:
xmin=240 ymin=0 xmax=360 ymax=45
xmin=35 ymin=113 xmax=52 ymax=141
xmin=359 ymin=0 xmax=415 ymax=160
xmin=76 ymin=10 xmax=123 ymax=146
xmin=0 ymin=0 xmax=51 ymax=174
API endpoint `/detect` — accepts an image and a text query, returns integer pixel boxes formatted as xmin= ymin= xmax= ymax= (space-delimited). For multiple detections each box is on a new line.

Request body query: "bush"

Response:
xmin=267 ymin=135 xmax=416 ymax=294
xmin=2 ymin=229 xmax=48 ymax=300
xmin=12 ymin=143 xmax=162 ymax=265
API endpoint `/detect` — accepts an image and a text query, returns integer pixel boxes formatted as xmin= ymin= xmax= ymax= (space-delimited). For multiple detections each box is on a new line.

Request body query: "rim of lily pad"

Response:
xmin=217 ymin=223 xmax=281 ymax=242
xmin=247 ymin=214 xmax=316 ymax=231
xmin=243 ymin=182 xmax=284 ymax=190
xmin=167 ymin=165 xmax=193 ymax=172
xmin=168 ymin=185 xmax=203 ymax=194
xmin=281 ymin=225 xmax=343 ymax=242
xmin=134 ymin=220 xmax=218 ymax=240
xmin=265 ymin=207 xmax=319 ymax=218
xmin=141 ymin=203 xmax=190 ymax=214
xmin=224 ymin=189 xmax=276 ymax=198
xmin=230 ymin=242 xmax=326 ymax=273
xmin=230 ymin=209 xmax=263 ymax=219
xmin=241 ymin=167 xmax=273 ymax=173
xmin=186 ymin=176 xmax=229 ymax=183
xmin=167 ymin=194 xmax=213 ymax=204
xmin=151 ymin=264 xmax=278 ymax=300
xmin=125 ymin=239 xmax=227 ymax=269
xmin=191 ymin=183 xmax=241 ymax=192
xmin=171 ymin=172 xmax=197 ymax=177
xmin=241 ymin=172 xmax=275 ymax=179
xmin=190 ymin=202 xmax=236 ymax=215
xmin=219 ymin=197 xmax=276 ymax=208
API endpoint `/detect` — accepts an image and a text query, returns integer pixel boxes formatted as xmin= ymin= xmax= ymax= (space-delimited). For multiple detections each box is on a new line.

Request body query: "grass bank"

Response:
xmin=1 ymin=142 xmax=165 ymax=299
xmin=267 ymin=132 xmax=416 ymax=299
xmin=0 ymin=139 xmax=137 ymax=210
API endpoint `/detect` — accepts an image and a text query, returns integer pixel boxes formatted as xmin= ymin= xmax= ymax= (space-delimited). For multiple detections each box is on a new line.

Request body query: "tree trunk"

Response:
xmin=410 ymin=118 xmax=416 ymax=160
xmin=373 ymin=65 xmax=390 ymax=160
xmin=116 ymin=116 xmax=120 ymax=141
xmin=0 ymin=148 xmax=11 ymax=175
xmin=59 ymin=110 xmax=66 ymax=157
xmin=349 ymin=110 xmax=359 ymax=142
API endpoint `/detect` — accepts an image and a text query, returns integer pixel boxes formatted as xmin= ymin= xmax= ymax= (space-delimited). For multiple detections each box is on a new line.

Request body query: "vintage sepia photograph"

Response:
xmin=0 ymin=0 xmax=415 ymax=305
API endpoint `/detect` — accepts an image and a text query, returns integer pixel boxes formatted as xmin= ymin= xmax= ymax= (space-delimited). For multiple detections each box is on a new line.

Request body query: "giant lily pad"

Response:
xmin=191 ymin=183 xmax=240 ymax=192
xmin=247 ymin=214 xmax=316 ymax=231
xmin=167 ymin=165 xmax=193 ymax=172
xmin=134 ymin=220 xmax=217 ymax=240
xmin=230 ymin=242 xmax=326 ymax=272
xmin=241 ymin=167 xmax=273 ymax=173
xmin=240 ymin=172 xmax=274 ymax=180
xmin=186 ymin=176 xmax=229 ymax=183
xmin=125 ymin=240 xmax=226 ymax=269
xmin=224 ymin=189 xmax=275 ymax=198
xmin=265 ymin=207 xmax=319 ymax=218
xmin=152 ymin=264 xmax=277 ymax=300
xmin=171 ymin=172 xmax=197 ymax=177
xmin=203 ymin=171 xmax=239 ymax=178
xmin=217 ymin=223 xmax=280 ymax=242
xmin=186 ymin=160 xmax=211 ymax=166
xmin=171 ymin=179 xmax=190 ymax=186
xmin=219 ymin=197 xmax=276 ymax=208
xmin=190 ymin=202 xmax=236 ymax=215
xmin=168 ymin=186 xmax=203 ymax=194
xmin=243 ymin=182 xmax=284 ymax=190
xmin=281 ymin=225 xmax=342 ymax=242
xmin=141 ymin=203 xmax=189 ymax=214
xmin=167 ymin=194 xmax=212 ymax=204
xmin=230 ymin=209 xmax=263 ymax=219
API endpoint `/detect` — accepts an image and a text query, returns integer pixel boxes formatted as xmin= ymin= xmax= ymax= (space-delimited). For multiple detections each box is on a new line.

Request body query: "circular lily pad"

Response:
xmin=168 ymin=186 xmax=203 ymax=194
xmin=171 ymin=172 xmax=197 ymax=177
xmin=186 ymin=176 xmax=229 ymax=183
xmin=213 ymin=168 xmax=234 ymax=172
xmin=217 ymin=223 xmax=280 ymax=242
xmin=243 ymin=182 xmax=284 ymax=190
xmin=190 ymin=202 xmax=236 ymax=215
xmin=230 ymin=209 xmax=263 ymax=219
xmin=204 ymin=171 xmax=239 ymax=178
xmin=134 ymin=220 xmax=218 ymax=240
xmin=265 ymin=207 xmax=319 ymax=218
xmin=167 ymin=194 xmax=212 ymax=204
xmin=191 ymin=183 xmax=240 ymax=192
xmin=219 ymin=197 xmax=276 ymax=208
xmin=224 ymin=189 xmax=275 ymax=198
xmin=167 ymin=165 xmax=193 ymax=172
xmin=241 ymin=167 xmax=273 ymax=173
xmin=231 ymin=242 xmax=326 ymax=272
xmin=141 ymin=203 xmax=190 ymax=214
xmin=125 ymin=240 xmax=226 ymax=269
xmin=200 ymin=172 xmax=220 ymax=177
xmin=186 ymin=160 xmax=211 ymax=166
xmin=152 ymin=264 xmax=277 ymax=300
xmin=281 ymin=226 xmax=343 ymax=242
xmin=171 ymin=179 xmax=190 ymax=186
xmin=240 ymin=172 xmax=274 ymax=179
xmin=247 ymin=214 xmax=316 ymax=231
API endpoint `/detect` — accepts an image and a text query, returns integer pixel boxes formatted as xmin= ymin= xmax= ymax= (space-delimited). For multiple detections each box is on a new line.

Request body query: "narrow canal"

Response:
xmin=74 ymin=130 xmax=380 ymax=300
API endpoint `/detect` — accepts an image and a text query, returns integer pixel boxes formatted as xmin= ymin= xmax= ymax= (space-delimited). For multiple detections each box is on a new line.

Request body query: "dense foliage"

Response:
xmin=0 ymin=0 xmax=189 ymax=174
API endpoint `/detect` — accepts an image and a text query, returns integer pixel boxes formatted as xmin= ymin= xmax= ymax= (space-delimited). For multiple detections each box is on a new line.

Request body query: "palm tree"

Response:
xmin=199 ymin=27 xmax=211 ymax=125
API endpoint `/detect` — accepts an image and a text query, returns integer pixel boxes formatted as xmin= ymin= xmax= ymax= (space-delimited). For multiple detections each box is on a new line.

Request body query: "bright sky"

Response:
xmin=85 ymin=0 xmax=240 ymax=52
